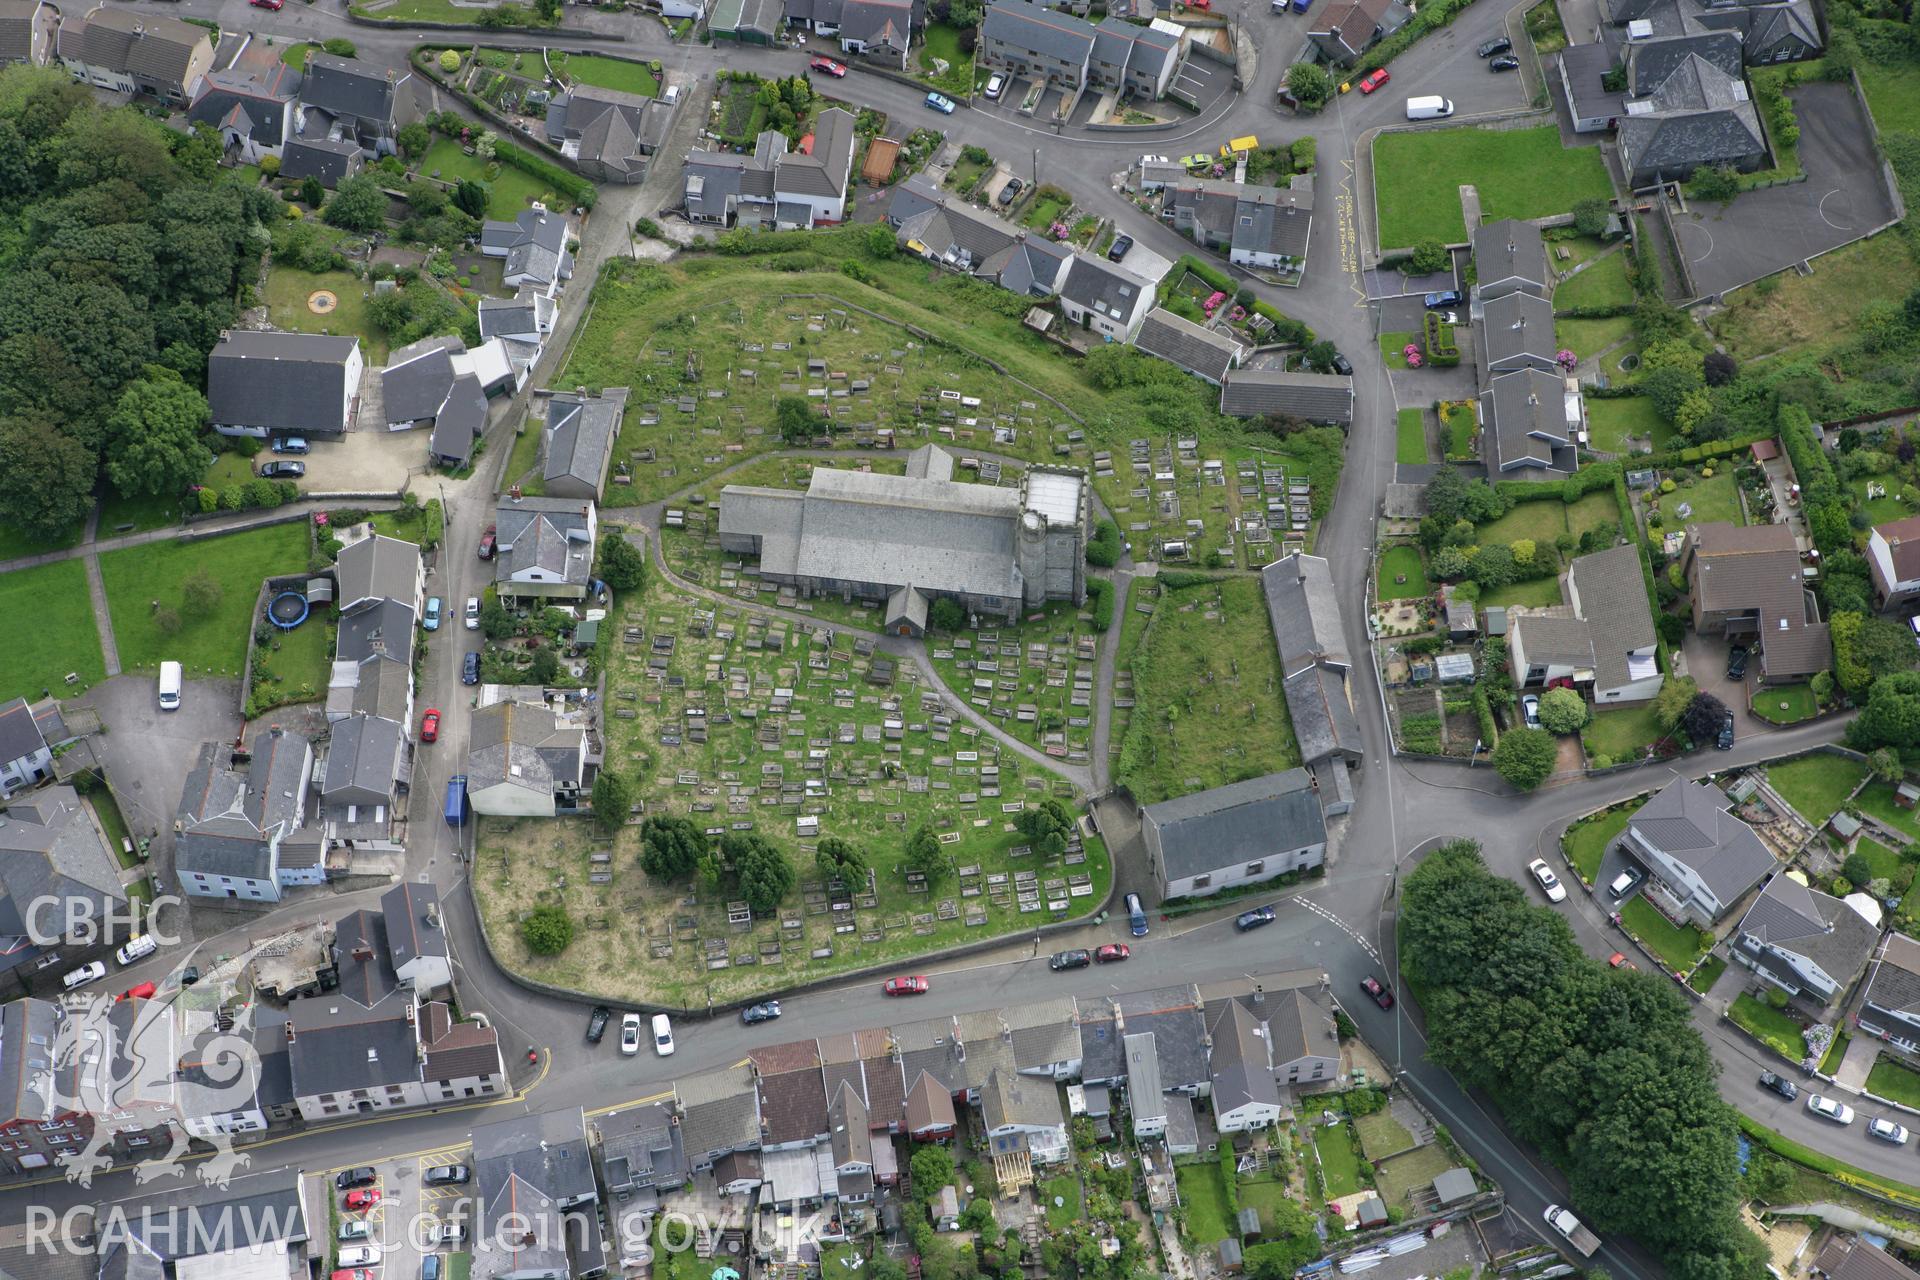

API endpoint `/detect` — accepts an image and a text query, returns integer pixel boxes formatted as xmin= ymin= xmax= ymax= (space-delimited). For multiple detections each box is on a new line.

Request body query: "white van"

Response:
xmin=157 ymin=661 xmax=182 ymax=711
xmin=1406 ymin=95 xmax=1455 ymax=120
xmin=115 ymin=934 xmax=156 ymax=967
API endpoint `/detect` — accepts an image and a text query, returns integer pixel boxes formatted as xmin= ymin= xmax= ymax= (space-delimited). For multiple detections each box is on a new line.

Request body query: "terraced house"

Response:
xmin=58 ymin=5 xmax=211 ymax=103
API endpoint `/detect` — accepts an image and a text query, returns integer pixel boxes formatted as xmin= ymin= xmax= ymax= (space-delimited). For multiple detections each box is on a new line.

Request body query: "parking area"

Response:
xmin=1169 ymin=54 xmax=1233 ymax=112
xmin=330 ymin=1145 xmax=474 ymax=1280
xmin=1673 ymin=81 xmax=1897 ymax=301
xmin=1680 ymin=628 xmax=1762 ymax=736
xmin=1594 ymin=840 xmax=1647 ymax=911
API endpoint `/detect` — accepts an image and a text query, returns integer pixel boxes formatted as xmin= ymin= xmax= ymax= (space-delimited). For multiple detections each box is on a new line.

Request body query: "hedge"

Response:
xmin=1157 ymin=570 xmax=1232 ymax=589
xmin=1493 ymin=461 xmax=1621 ymax=504
xmin=1165 ymin=254 xmax=1314 ymax=345
xmin=1353 ymin=0 xmax=1478 ymax=76
xmin=1086 ymin=519 xmax=1122 ymax=568
xmin=1735 ymin=1113 xmax=1920 ymax=1209
xmin=495 ymin=139 xmax=597 ymax=210
xmin=1472 ymin=685 xmax=1498 ymax=747
xmin=1086 ymin=577 xmax=1113 ymax=633
xmin=1423 ymin=311 xmax=1460 ymax=365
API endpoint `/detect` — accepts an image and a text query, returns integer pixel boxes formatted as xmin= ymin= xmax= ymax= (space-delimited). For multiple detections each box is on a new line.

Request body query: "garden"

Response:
xmin=1710 ymin=232 xmax=1914 ymax=362
xmin=1868 ymin=1053 xmax=1920 ymax=1108
xmin=98 ymin=523 xmax=312 ymax=676
xmin=550 ymin=51 xmax=661 ymax=97
xmin=1585 ymin=395 xmax=1671 ymax=454
xmin=1372 ymin=125 xmax=1612 ymax=248
xmin=1582 ymin=704 xmax=1667 ymax=768
xmin=1621 ymin=896 xmax=1711 ymax=972
xmin=1728 ymin=990 xmax=1811 ymax=1061
xmin=265 ymin=267 xmax=391 ymax=362
xmin=1377 ymin=545 xmax=1429 ymax=602
xmin=1749 ymin=683 xmax=1818 ymax=725
xmin=1766 ymin=753 xmax=1868 ymax=826
xmin=0 ymin=560 xmax=104 ymax=703
xmin=1562 ymin=802 xmax=1637 ymax=883
xmin=418 ymin=137 xmax=552 ymax=222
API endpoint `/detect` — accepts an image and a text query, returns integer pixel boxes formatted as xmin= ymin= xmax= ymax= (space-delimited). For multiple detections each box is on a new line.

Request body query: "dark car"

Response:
xmin=586 ymin=1004 xmax=611 ymax=1043
xmin=462 ymin=651 xmax=480 ymax=686
xmin=741 ymin=1000 xmax=783 ymax=1025
xmin=1716 ymin=711 xmax=1735 ymax=750
xmin=1107 ymin=235 xmax=1135 ymax=263
xmin=1726 ymin=645 xmax=1750 ymax=680
xmin=1477 ymin=35 xmax=1513 ymax=56
xmin=1235 ymin=906 xmax=1277 ymax=932
xmin=997 ymin=178 xmax=1023 ymax=207
xmin=1488 ymin=55 xmax=1520 ymax=71
xmin=1094 ymin=943 xmax=1130 ymax=963
xmin=1330 ymin=351 xmax=1353 ymax=376
xmin=1759 ymin=1071 xmax=1799 ymax=1101
xmin=258 ymin=461 xmax=305 ymax=479
xmin=478 ymin=524 xmax=497 ymax=560
xmin=1424 ymin=290 xmax=1463 ymax=309
xmin=180 ymin=965 xmax=200 ymax=986
xmin=1049 ymin=949 xmax=1092 ymax=971
xmin=271 ymin=435 xmax=310 ymax=455
xmin=335 ymin=1167 xmax=377 ymax=1190
xmin=423 ymin=1165 xmax=469 ymax=1185
xmin=1360 ymin=975 xmax=1394 ymax=1009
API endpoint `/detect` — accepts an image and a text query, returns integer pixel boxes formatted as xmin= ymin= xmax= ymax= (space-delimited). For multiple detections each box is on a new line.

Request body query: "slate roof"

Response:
xmin=1228 ymin=181 xmax=1314 ymax=261
xmin=207 ymin=330 xmax=359 ymax=435
xmin=479 ymin=296 xmax=545 ymax=343
xmin=1113 ymin=986 xmax=1209 ymax=1089
xmin=1142 ymin=769 xmax=1327 ymax=883
xmin=1263 ymin=552 xmax=1350 ymax=673
xmin=0 ymin=1 xmax=43 ymax=65
xmin=1735 ymin=874 xmax=1880 ymax=991
xmin=1310 ymin=0 xmax=1400 ymax=58
xmin=1472 ymin=219 xmax=1549 ymax=297
xmin=1816 ymin=1230 xmax=1920 ymax=1280
xmin=597 ymin=1099 xmax=688 ymax=1193
xmin=1482 ymin=368 xmax=1577 ymax=475
xmin=676 ymin=1064 xmax=762 ymax=1157
xmin=840 ymin=0 xmax=912 ymax=49
xmin=829 ymin=1080 xmax=873 ymax=1170
xmin=381 ymin=881 xmax=447 ymax=975
xmin=1135 ymin=309 xmax=1244 ymax=385
xmin=1060 ymin=253 xmax=1150 ymax=325
xmin=0 ymin=786 xmax=124 ymax=956
xmin=381 ymin=336 xmax=461 ymax=424
xmin=983 ymin=0 xmax=1097 ymax=66
xmin=279 ymin=136 xmax=363 ymax=186
xmin=1862 ymin=931 xmax=1920 ymax=1018
xmin=1567 ymin=544 xmax=1657 ymax=693
xmin=1219 ymin=370 xmax=1354 ymax=424
xmin=1559 ymin=41 xmax=1626 ymax=123
xmin=286 ymin=921 xmax=418 ymax=1098
xmin=0 ymin=695 xmax=47 ymax=766
xmin=1283 ymin=664 xmax=1363 ymax=768
xmin=1206 ymin=999 xmax=1279 ymax=1117
xmin=301 ymin=53 xmax=405 ymax=128
xmin=320 ymin=712 xmax=404 ymax=804
xmin=472 ymin=1108 xmax=597 ymax=1280
xmin=1686 ymin=522 xmax=1829 ymax=677
xmin=544 ymin=387 xmax=628 ymax=494
xmin=429 ymin=373 xmax=488 ymax=466
xmin=336 ymin=533 xmax=419 ymax=613
xmin=337 ymin=598 xmax=416 ymax=663
xmin=482 ymin=209 xmax=572 ymax=288
xmin=547 ymin=84 xmax=660 ymax=178
xmin=1628 ymin=30 xmax=1743 ymax=94
xmin=188 ymin=44 xmax=301 ymax=145
xmin=61 ymin=6 xmax=208 ymax=86
xmin=467 ymin=698 xmax=585 ymax=800
xmin=1479 ymin=291 xmax=1558 ymax=372
xmin=0 ymin=998 xmax=58 ymax=1126
xmin=495 ymin=496 xmax=596 ymax=590
xmin=174 ymin=733 xmax=309 ymax=884
xmin=97 ymin=1168 xmax=309 ymax=1262
xmin=779 ymin=107 xmax=856 ymax=198
xmin=1077 ymin=1014 xmax=1126 ymax=1083
xmin=1265 ymin=986 xmax=1337 ymax=1067
xmin=1618 ymin=53 xmax=1764 ymax=180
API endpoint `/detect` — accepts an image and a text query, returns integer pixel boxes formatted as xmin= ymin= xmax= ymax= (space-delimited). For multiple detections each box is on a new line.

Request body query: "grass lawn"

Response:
xmin=1858 ymin=60 xmax=1920 ymax=138
xmin=1821 ymin=1028 xmax=1850 ymax=1075
xmin=1750 ymin=683 xmax=1817 ymax=725
xmin=1567 ymin=489 xmax=1621 ymax=539
xmin=419 ymin=138 xmax=550 ymax=222
xmin=1375 ymin=1145 xmax=1453 ymax=1210
xmin=1554 ymin=251 xmax=1635 ymax=310
xmin=1442 ymin=401 xmax=1476 ymax=458
xmin=1586 ymin=395 xmax=1670 ymax=454
xmin=1175 ymin=1162 xmax=1233 ymax=1245
xmin=1851 ymin=475 xmax=1918 ymax=528
xmin=1859 ymin=781 xmax=1920 ymax=841
xmin=1583 ymin=704 xmax=1665 ymax=765
xmin=1396 ymin=408 xmax=1429 ymax=465
xmin=1556 ymin=314 xmax=1636 ymax=363
xmin=1237 ymin=1179 xmax=1298 ymax=1235
xmin=1476 ymin=501 xmax=1570 ymax=546
xmin=1378 ymin=545 xmax=1429 ymax=601
xmin=503 ymin=420 xmax=545 ymax=488
xmin=1658 ymin=468 xmax=1743 ymax=526
xmin=1564 ymin=806 xmax=1633 ymax=883
xmin=1373 ymin=125 xmax=1612 ymax=248
xmin=279 ymin=41 xmax=313 ymax=67
xmin=1849 ymin=836 xmax=1909 ymax=890
xmin=1767 ymin=754 xmax=1868 ymax=825
xmin=1041 ymin=1174 xmax=1083 ymax=1232
xmin=551 ymin=52 xmax=658 ymax=96
xmin=1729 ymin=992 xmax=1806 ymax=1060
xmin=1313 ymin=1124 xmax=1363 ymax=1198
xmin=1355 ymin=1109 xmax=1415 ymax=1160
xmin=1477 ymin=577 xmax=1565 ymax=608
xmin=252 ymin=616 xmax=335 ymax=711
xmin=1379 ymin=330 xmax=1416 ymax=369
xmin=1712 ymin=231 xmax=1916 ymax=361
xmin=1022 ymin=191 xmax=1068 ymax=231
xmin=1869 ymin=1054 xmax=1920 ymax=1108
xmin=0 ymin=518 xmax=85 ymax=562
xmin=917 ymin=21 xmax=974 ymax=94
xmin=99 ymin=523 xmax=311 ymax=676
xmin=87 ymin=790 xmax=138 ymax=869
xmin=1621 ymin=896 xmax=1707 ymax=971
xmin=265 ymin=268 xmax=389 ymax=363
xmin=0 ymin=560 xmax=105 ymax=703
xmin=1690 ymin=952 xmax=1728 ymax=993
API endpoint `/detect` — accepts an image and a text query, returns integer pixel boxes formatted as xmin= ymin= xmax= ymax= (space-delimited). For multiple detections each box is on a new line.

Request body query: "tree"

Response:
xmin=1843 ymin=851 xmax=1877 ymax=889
xmin=0 ymin=416 xmax=94 ymax=541
xmin=724 ymin=833 xmax=795 ymax=914
xmin=1652 ymin=675 xmax=1700 ymax=732
xmin=1703 ymin=350 xmax=1737 ymax=386
xmin=1691 ymin=164 xmax=1740 ymax=202
xmin=300 ymin=176 xmax=325 ymax=208
xmin=928 ymin=597 xmax=965 ymax=632
xmin=103 ymin=368 xmax=208 ymax=499
xmin=535 ymin=0 xmax=562 ymax=20
xmin=452 ymin=178 xmax=489 ymax=219
xmin=591 ymin=769 xmax=631 ymax=834
xmin=910 ymin=1145 xmax=956 ymax=1200
xmin=1572 ymin=197 xmax=1611 ymax=237
xmin=1017 ymin=797 xmax=1075 ymax=857
xmin=775 ymin=395 xmax=816 ymax=444
xmin=323 ymin=173 xmax=388 ymax=232
xmin=1302 ymin=340 xmax=1338 ymax=373
xmin=1537 ymin=687 xmax=1588 ymax=735
xmin=815 ymin=836 xmax=867 ymax=884
xmin=1492 ymin=728 xmax=1557 ymax=791
xmin=1680 ymin=691 xmax=1729 ymax=744
xmin=181 ymin=568 xmax=222 ymax=615
xmin=522 ymin=904 xmax=574 ymax=955
xmin=597 ymin=530 xmax=647 ymax=590
xmin=1850 ymin=672 xmax=1920 ymax=753
xmin=904 ymin=823 xmax=948 ymax=884
xmin=529 ymin=646 xmax=560 ymax=685
xmin=866 ymin=223 xmax=897 ymax=259
xmin=480 ymin=595 xmax=514 ymax=640
xmin=1869 ymin=746 xmax=1904 ymax=783
xmin=438 ymin=49 xmax=462 ymax=72
xmin=639 ymin=815 xmax=706 ymax=878
xmin=1407 ymin=239 xmax=1449 ymax=275
xmin=947 ymin=0 xmax=983 ymax=24
xmin=1285 ymin=62 xmax=1332 ymax=111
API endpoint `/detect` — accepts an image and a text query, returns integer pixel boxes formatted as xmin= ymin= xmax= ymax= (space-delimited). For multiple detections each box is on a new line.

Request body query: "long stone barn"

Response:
xmin=717 ymin=444 xmax=1088 ymax=635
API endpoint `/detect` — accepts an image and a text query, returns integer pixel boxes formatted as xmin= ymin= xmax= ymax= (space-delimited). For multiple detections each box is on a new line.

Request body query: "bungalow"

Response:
xmin=545 ymin=83 xmax=677 ymax=184
xmin=207 ymin=330 xmax=362 ymax=439
xmin=1133 ymin=309 xmax=1246 ymax=387
xmin=1616 ymin=48 xmax=1766 ymax=187
xmin=60 ymin=5 xmax=212 ymax=103
xmin=1140 ymin=769 xmax=1328 ymax=900
xmin=1731 ymin=872 xmax=1881 ymax=1008
xmin=837 ymin=0 xmax=913 ymax=66
xmin=1856 ymin=931 xmax=1920 ymax=1055
xmin=1219 ymin=370 xmax=1354 ymax=426
xmin=465 ymin=694 xmax=588 ymax=817
xmin=1621 ymin=777 xmax=1776 ymax=926
xmin=888 ymin=174 xmax=1073 ymax=296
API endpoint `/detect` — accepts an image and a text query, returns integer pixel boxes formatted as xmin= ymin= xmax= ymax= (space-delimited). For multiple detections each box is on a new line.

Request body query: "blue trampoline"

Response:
xmin=267 ymin=590 xmax=310 ymax=631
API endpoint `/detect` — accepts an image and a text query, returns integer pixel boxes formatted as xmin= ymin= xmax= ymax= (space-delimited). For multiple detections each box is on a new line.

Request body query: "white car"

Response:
xmin=620 ymin=1012 xmax=641 ymax=1056
xmin=652 ymin=1013 xmax=676 ymax=1057
xmin=465 ymin=596 xmax=480 ymax=630
xmin=435 ymin=1223 xmax=467 ymax=1245
xmin=1526 ymin=858 xmax=1567 ymax=903
xmin=984 ymin=72 xmax=1006 ymax=98
xmin=1141 ymin=154 xmax=1170 ymax=167
xmin=1807 ymin=1094 xmax=1855 ymax=1125
xmin=338 ymin=1246 xmax=383 ymax=1267
xmin=62 ymin=961 xmax=106 ymax=991
xmin=1870 ymin=1117 xmax=1909 ymax=1144
xmin=1521 ymin=694 xmax=1541 ymax=729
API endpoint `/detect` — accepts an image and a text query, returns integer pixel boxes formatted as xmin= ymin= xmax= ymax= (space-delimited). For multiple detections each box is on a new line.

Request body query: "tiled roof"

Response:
xmin=1568 ymin=544 xmax=1657 ymax=693
xmin=1219 ymin=370 xmax=1353 ymax=424
xmin=1626 ymin=777 xmax=1775 ymax=904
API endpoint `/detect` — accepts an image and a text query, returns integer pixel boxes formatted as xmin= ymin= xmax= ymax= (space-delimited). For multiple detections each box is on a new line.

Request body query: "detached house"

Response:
xmin=188 ymin=42 xmax=302 ymax=163
xmin=495 ymin=496 xmax=598 ymax=604
xmin=1682 ymin=521 xmax=1829 ymax=681
xmin=299 ymin=53 xmax=416 ymax=157
xmin=1732 ymin=873 xmax=1881 ymax=1008
xmin=1857 ymin=931 xmax=1920 ymax=1055
xmin=1308 ymin=0 xmax=1411 ymax=65
xmin=1219 ymin=371 xmax=1355 ymax=426
xmin=1262 ymin=552 xmax=1363 ymax=778
xmin=1162 ymin=177 xmax=1314 ymax=273
xmin=1868 ymin=512 xmax=1920 ymax=610
xmin=1134 ymin=309 xmax=1245 ymax=386
xmin=1140 ymin=769 xmax=1328 ymax=901
xmin=1616 ymin=34 xmax=1767 ymax=186
xmin=837 ymin=0 xmax=914 ymax=66
xmin=466 ymin=695 xmax=589 ymax=818
xmin=1507 ymin=545 xmax=1660 ymax=702
xmin=1621 ymin=777 xmax=1776 ymax=926
xmin=381 ymin=335 xmax=516 ymax=469
xmin=546 ymin=83 xmax=676 ymax=184
xmin=208 ymin=330 xmax=362 ymax=439
xmin=60 ymin=6 xmax=212 ymax=104
xmin=683 ymin=108 xmax=858 ymax=228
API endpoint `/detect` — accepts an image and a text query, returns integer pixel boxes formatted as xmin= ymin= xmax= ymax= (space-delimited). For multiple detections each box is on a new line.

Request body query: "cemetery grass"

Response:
xmin=472 ymin=569 xmax=1112 ymax=1007
xmin=560 ymin=244 xmax=1336 ymax=571
xmin=926 ymin=599 xmax=1102 ymax=754
xmin=1116 ymin=575 xmax=1298 ymax=806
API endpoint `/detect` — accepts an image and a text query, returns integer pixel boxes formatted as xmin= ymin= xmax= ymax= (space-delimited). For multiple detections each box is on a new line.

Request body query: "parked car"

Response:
xmin=1180 ymin=153 xmax=1212 ymax=168
xmin=464 ymin=597 xmax=480 ymax=630
xmin=118 ymin=982 xmax=157 ymax=1002
xmin=1807 ymin=1094 xmax=1855 ymax=1125
xmin=1235 ymin=906 xmax=1277 ymax=932
xmin=885 ymin=975 xmax=930 ymax=996
xmin=1424 ymin=290 xmax=1463 ymax=308
xmin=620 ymin=1011 xmax=642 ymax=1056
xmin=1140 ymin=154 xmax=1170 ymax=166
xmin=1489 ymin=55 xmax=1520 ymax=71
xmin=343 ymin=1189 xmax=381 ymax=1212
xmin=1726 ymin=645 xmax=1750 ymax=680
xmin=1716 ymin=712 xmax=1735 ymax=750
xmin=258 ymin=460 xmax=304 ymax=479
xmin=1608 ymin=952 xmax=1637 ymax=970
xmin=1356 ymin=68 xmax=1390 ymax=94
xmin=1330 ymin=351 xmax=1353 ymax=376
xmin=742 ymin=1000 xmax=783 ymax=1025
xmin=1521 ymin=694 xmax=1541 ymax=729
xmin=61 ymin=961 xmax=104 ymax=990
xmin=1527 ymin=858 xmax=1567 ymax=903
xmin=423 ymin=597 xmax=442 ymax=631
xmin=420 ymin=709 xmax=440 ymax=743
xmin=1126 ymin=892 xmax=1149 ymax=937
xmin=1095 ymin=943 xmax=1130 ymax=963
xmin=1359 ymin=975 xmax=1394 ymax=1009
xmin=180 ymin=965 xmax=200 ymax=986
xmin=1477 ymin=35 xmax=1513 ymax=55
xmin=997 ymin=178 xmax=1023 ymax=207
xmin=1049 ymin=949 xmax=1092 ymax=971
xmin=251 ymin=0 xmax=286 ymax=9
xmin=1107 ymin=235 xmax=1135 ymax=263
xmin=339 ymin=1222 xmax=372 ymax=1244
xmin=1870 ymin=1117 xmax=1909 ymax=1145
xmin=478 ymin=525 xmax=497 ymax=559
xmin=462 ymin=651 xmax=480 ymax=685
xmin=984 ymin=72 xmax=1007 ymax=98
xmin=809 ymin=56 xmax=847 ymax=76
xmin=435 ymin=1224 xmax=466 ymax=1246
xmin=116 ymin=934 xmax=156 ymax=966
xmin=1758 ymin=1071 xmax=1798 ymax=1100
xmin=336 ymin=1168 xmax=377 ymax=1190
xmin=337 ymin=1246 xmax=381 ymax=1268
xmin=330 ymin=1271 xmax=374 ymax=1280
xmin=586 ymin=1005 xmax=611 ymax=1043
xmin=422 ymin=1259 xmax=442 ymax=1280
xmin=652 ymin=1013 xmax=675 ymax=1056
xmin=1607 ymin=866 xmax=1644 ymax=899
xmin=272 ymin=435 xmax=309 ymax=454
xmin=925 ymin=92 xmax=957 ymax=114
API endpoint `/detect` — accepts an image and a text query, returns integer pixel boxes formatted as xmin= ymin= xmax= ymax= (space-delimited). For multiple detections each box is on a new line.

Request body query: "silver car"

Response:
xmin=1869 ymin=1117 xmax=1909 ymax=1144
xmin=1526 ymin=858 xmax=1567 ymax=903
xmin=1807 ymin=1094 xmax=1855 ymax=1125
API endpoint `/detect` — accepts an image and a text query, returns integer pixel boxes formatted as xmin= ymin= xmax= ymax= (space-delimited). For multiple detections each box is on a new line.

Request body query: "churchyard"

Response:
xmin=472 ymin=556 xmax=1112 ymax=1008
xmin=925 ymin=601 xmax=1102 ymax=756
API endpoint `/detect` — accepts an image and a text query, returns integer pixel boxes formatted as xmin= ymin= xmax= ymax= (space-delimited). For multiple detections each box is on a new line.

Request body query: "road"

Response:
xmin=1 ymin=0 xmax=1892 ymax=1263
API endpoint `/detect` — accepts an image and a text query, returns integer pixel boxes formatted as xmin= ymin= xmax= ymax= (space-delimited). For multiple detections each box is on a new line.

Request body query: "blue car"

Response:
xmin=1424 ymin=289 xmax=1463 ymax=308
xmin=462 ymin=651 xmax=481 ymax=685
xmin=1125 ymin=892 xmax=1148 ymax=938
xmin=925 ymin=91 xmax=957 ymax=114
xmin=423 ymin=597 xmax=442 ymax=631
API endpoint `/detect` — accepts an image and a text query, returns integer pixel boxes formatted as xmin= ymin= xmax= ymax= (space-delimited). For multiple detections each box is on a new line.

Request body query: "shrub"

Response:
xmin=1085 ymin=577 xmax=1114 ymax=632
xmin=522 ymin=904 xmax=574 ymax=955
xmin=1408 ymin=240 xmax=1450 ymax=275
xmin=1493 ymin=728 xmax=1557 ymax=790
xmin=438 ymin=49 xmax=461 ymax=72
xmin=1538 ymin=687 xmax=1589 ymax=734
xmin=1086 ymin=519 xmax=1122 ymax=567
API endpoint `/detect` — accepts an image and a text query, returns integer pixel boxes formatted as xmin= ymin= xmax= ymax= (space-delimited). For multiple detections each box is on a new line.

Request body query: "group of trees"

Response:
xmin=635 ymin=815 xmax=796 ymax=914
xmin=1402 ymin=841 xmax=1767 ymax=1280
xmin=0 ymin=68 xmax=285 ymax=539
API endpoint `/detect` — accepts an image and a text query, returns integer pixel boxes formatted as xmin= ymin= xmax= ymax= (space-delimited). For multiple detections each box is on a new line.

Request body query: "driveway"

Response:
xmin=1680 ymin=628 xmax=1759 ymax=735
xmin=1671 ymin=81 xmax=1897 ymax=301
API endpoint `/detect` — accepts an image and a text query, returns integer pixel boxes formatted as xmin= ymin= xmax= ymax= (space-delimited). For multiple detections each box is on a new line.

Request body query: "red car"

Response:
xmin=331 ymin=1272 xmax=375 ymax=1280
xmin=343 ymin=1189 xmax=380 ymax=1212
xmin=809 ymin=56 xmax=848 ymax=77
xmin=478 ymin=524 xmax=497 ymax=560
xmin=420 ymin=709 xmax=441 ymax=743
xmin=118 ymin=982 xmax=157 ymax=1002
xmin=1357 ymin=68 xmax=1390 ymax=94
xmin=1609 ymin=952 xmax=1638 ymax=970
xmin=1359 ymin=975 xmax=1394 ymax=1009
xmin=1094 ymin=944 xmax=1130 ymax=963
xmin=250 ymin=0 xmax=285 ymax=8
xmin=884 ymin=975 xmax=930 ymax=996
